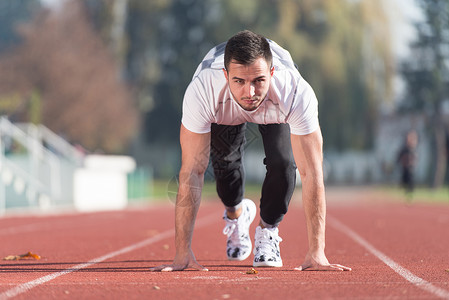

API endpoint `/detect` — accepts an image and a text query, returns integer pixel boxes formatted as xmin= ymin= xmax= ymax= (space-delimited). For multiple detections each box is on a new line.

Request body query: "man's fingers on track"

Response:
xmin=327 ymin=265 xmax=344 ymax=271
xmin=150 ymin=264 xmax=207 ymax=272
xmin=190 ymin=263 xmax=209 ymax=271
xmin=331 ymin=264 xmax=352 ymax=271
xmin=149 ymin=265 xmax=168 ymax=272
xmin=149 ymin=265 xmax=175 ymax=272
xmin=294 ymin=264 xmax=351 ymax=271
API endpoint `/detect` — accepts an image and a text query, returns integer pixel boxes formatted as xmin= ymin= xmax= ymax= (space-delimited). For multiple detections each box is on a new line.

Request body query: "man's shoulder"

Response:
xmin=193 ymin=42 xmax=227 ymax=77
xmin=192 ymin=67 xmax=227 ymax=88
xmin=204 ymin=42 xmax=227 ymax=61
xmin=269 ymin=40 xmax=298 ymax=71
xmin=186 ymin=65 xmax=227 ymax=102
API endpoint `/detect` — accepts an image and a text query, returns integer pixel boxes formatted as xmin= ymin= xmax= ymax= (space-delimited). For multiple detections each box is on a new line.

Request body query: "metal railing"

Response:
xmin=0 ymin=117 xmax=84 ymax=215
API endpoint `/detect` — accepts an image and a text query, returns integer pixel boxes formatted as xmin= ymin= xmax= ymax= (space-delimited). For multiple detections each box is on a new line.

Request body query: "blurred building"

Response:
xmin=243 ymin=112 xmax=439 ymax=186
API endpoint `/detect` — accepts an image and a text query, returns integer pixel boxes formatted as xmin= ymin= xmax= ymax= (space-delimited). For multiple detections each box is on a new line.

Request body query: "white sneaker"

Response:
xmin=222 ymin=199 xmax=257 ymax=261
xmin=253 ymin=226 xmax=283 ymax=267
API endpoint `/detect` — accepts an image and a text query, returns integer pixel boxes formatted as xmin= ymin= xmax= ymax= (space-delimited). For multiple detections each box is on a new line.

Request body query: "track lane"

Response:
xmin=0 ymin=204 xmax=218 ymax=300
xmin=0 ymin=193 xmax=448 ymax=299
xmin=328 ymin=214 xmax=449 ymax=299
xmin=328 ymin=203 xmax=449 ymax=295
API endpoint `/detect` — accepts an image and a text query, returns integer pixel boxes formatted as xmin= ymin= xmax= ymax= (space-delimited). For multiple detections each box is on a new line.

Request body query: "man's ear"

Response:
xmin=223 ymin=68 xmax=228 ymax=80
xmin=270 ymin=66 xmax=275 ymax=76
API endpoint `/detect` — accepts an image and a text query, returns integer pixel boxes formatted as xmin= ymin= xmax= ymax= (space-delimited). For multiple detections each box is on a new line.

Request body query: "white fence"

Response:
xmin=0 ymin=117 xmax=140 ymax=216
xmin=0 ymin=117 xmax=78 ymax=214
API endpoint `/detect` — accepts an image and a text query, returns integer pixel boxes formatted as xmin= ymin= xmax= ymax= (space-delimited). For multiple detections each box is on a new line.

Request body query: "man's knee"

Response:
xmin=264 ymin=156 xmax=296 ymax=175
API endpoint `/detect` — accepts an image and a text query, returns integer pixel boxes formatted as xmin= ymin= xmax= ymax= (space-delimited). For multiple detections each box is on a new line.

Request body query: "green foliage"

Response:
xmin=123 ymin=0 xmax=393 ymax=151
xmin=28 ymin=90 xmax=41 ymax=124
xmin=269 ymin=0 xmax=393 ymax=151
xmin=0 ymin=94 xmax=22 ymax=115
xmin=401 ymin=0 xmax=449 ymax=114
xmin=0 ymin=0 xmax=395 ymax=153
xmin=73 ymin=0 xmax=395 ymax=150
xmin=400 ymin=0 xmax=449 ymax=187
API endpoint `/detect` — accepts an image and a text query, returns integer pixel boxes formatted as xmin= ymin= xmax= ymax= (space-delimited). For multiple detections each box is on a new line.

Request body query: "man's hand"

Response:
xmin=294 ymin=251 xmax=351 ymax=271
xmin=150 ymin=125 xmax=211 ymax=273
xmin=150 ymin=250 xmax=208 ymax=272
xmin=291 ymin=129 xmax=351 ymax=272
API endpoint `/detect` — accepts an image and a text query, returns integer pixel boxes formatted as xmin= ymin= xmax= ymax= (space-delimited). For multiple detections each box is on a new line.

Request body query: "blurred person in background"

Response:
xmin=151 ymin=30 xmax=351 ymax=272
xmin=397 ymin=130 xmax=418 ymax=199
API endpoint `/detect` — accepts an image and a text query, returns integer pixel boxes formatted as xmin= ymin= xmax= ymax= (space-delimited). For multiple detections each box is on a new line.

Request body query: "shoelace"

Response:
xmin=255 ymin=230 xmax=283 ymax=255
xmin=223 ymin=219 xmax=243 ymax=245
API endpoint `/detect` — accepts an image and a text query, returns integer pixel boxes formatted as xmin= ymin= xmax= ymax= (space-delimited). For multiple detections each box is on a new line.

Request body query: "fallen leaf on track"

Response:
xmin=3 ymin=252 xmax=41 ymax=261
xmin=246 ymin=268 xmax=258 ymax=274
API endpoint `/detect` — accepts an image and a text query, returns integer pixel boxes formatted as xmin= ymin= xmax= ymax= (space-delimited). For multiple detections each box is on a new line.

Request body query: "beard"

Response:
xmin=231 ymin=92 xmax=265 ymax=111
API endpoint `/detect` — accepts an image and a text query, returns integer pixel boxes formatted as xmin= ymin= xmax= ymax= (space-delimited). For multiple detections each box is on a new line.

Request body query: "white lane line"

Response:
xmin=0 ymin=213 xmax=217 ymax=300
xmin=328 ymin=215 xmax=449 ymax=300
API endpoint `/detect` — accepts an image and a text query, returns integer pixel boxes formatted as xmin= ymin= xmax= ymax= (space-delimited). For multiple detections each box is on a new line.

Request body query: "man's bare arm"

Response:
xmin=290 ymin=128 xmax=351 ymax=271
xmin=151 ymin=124 xmax=211 ymax=272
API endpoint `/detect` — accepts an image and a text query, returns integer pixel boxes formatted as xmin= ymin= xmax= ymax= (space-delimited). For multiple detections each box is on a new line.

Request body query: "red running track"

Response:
xmin=0 ymin=187 xmax=448 ymax=299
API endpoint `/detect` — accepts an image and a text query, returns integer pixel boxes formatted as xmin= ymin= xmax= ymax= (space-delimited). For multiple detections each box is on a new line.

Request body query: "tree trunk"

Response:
xmin=432 ymin=118 xmax=447 ymax=188
xmin=110 ymin=0 xmax=128 ymax=72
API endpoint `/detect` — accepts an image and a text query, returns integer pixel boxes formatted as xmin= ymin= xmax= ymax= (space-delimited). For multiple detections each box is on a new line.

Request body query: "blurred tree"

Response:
xmin=113 ymin=0 xmax=225 ymax=145
xmin=271 ymin=0 xmax=393 ymax=151
xmin=81 ymin=0 xmax=393 ymax=153
xmin=83 ymin=0 xmax=179 ymax=144
xmin=0 ymin=0 xmax=41 ymax=52
xmin=401 ymin=0 xmax=449 ymax=187
xmin=145 ymin=0 xmax=230 ymax=144
xmin=0 ymin=0 xmax=139 ymax=153
xmin=0 ymin=0 xmax=41 ymax=117
xmin=82 ymin=0 xmax=129 ymax=74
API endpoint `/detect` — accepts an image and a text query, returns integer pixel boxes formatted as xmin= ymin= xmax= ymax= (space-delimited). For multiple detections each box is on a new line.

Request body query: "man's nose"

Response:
xmin=246 ymin=83 xmax=255 ymax=98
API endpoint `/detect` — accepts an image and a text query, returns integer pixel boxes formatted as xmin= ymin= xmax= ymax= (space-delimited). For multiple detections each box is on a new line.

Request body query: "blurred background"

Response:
xmin=0 ymin=0 xmax=448 ymax=213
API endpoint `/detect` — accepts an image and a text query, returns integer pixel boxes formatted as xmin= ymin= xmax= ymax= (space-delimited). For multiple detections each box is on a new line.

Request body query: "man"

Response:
xmin=397 ymin=130 xmax=418 ymax=199
xmin=151 ymin=30 xmax=351 ymax=272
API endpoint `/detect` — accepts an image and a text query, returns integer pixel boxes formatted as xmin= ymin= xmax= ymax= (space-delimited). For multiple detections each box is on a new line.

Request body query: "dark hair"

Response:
xmin=224 ymin=30 xmax=272 ymax=71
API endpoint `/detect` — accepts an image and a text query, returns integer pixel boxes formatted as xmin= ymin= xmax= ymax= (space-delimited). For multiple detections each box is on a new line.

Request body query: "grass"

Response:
xmin=129 ymin=179 xmax=263 ymax=204
xmin=380 ymin=186 xmax=449 ymax=204
xmin=129 ymin=177 xmax=449 ymax=206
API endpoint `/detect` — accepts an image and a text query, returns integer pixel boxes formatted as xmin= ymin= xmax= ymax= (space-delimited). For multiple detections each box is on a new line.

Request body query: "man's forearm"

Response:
xmin=174 ymin=171 xmax=204 ymax=254
xmin=302 ymin=175 xmax=326 ymax=254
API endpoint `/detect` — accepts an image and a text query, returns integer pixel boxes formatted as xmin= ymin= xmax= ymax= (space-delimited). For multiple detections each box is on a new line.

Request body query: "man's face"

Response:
xmin=223 ymin=57 xmax=274 ymax=111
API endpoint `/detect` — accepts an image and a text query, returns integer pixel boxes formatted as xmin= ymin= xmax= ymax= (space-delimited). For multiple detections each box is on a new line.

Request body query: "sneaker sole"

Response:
xmin=226 ymin=199 xmax=257 ymax=261
xmin=253 ymin=260 xmax=283 ymax=267
xmin=228 ymin=251 xmax=251 ymax=261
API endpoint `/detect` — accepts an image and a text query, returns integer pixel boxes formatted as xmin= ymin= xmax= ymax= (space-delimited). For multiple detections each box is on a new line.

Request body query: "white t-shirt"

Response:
xmin=181 ymin=40 xmax=319 ymax=136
